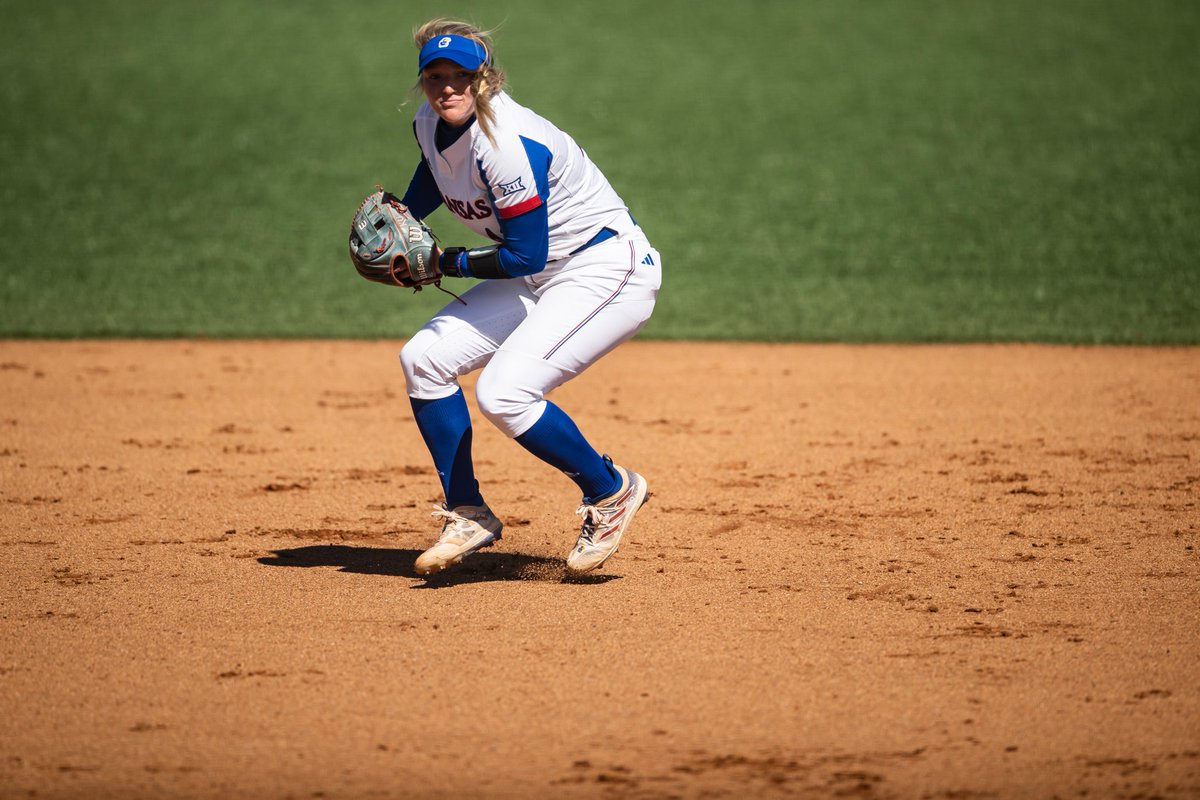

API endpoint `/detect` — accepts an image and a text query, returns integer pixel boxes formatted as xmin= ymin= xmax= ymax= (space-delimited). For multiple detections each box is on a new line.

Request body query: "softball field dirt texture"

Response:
xmin=1 ymin=340 xmax=1197 ymax=799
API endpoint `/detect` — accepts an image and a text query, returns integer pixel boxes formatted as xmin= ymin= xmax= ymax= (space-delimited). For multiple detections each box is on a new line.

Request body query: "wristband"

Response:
xmin=440 ymin=247 xmax=472 ymax=278
xmin=439 ymin=245 xmax=510 ymax=280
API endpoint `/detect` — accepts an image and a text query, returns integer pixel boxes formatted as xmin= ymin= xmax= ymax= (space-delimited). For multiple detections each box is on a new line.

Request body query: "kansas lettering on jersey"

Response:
xmin=413 ymin=93 xmax=635 ymax=261
xmin=441 ymin=195 xmax=493 ymax=221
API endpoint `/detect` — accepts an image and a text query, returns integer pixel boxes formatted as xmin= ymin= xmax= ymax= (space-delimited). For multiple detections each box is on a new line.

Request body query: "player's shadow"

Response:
xmin=257 ymin=545 xmax=619 ymax=587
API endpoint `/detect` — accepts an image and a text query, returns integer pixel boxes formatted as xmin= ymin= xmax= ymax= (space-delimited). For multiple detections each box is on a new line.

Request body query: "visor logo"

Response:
xmin=438 ymin=36 xmax=451 ymax=49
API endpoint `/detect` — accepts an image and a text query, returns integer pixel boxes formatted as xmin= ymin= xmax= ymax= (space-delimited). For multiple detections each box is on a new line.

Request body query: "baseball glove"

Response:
xmin=348 ymin=189 xmax=442 ymax=288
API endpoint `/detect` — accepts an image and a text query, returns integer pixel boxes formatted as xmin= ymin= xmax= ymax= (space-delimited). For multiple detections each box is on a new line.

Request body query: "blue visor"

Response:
xmin=418 ymin=34 xmax=489 ymax=73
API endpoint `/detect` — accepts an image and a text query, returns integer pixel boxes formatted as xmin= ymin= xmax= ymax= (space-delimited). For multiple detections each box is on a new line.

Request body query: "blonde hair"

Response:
xmin=413 ymin=18 xmax=507 ymax=144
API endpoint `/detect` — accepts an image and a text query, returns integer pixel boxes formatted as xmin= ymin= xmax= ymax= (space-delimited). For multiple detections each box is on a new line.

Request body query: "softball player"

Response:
xmin=396 ymin=19 xmax=661 ymax=575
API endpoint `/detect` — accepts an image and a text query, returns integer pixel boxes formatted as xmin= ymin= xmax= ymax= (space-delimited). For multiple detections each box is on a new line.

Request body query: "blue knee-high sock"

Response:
xmin=410 ymin=389 xmax=485 ymax=509
xmin=515 ymin=401 xmax=620 ymax=503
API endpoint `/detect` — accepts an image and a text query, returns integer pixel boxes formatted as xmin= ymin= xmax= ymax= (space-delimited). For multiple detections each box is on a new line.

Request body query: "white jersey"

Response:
xmin=413 ymin=93 xmax=636 ymax=261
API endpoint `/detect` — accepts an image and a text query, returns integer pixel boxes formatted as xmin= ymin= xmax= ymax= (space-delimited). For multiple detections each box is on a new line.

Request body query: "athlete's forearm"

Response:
xmin=494 ymin=202 xmax=549 ymax=275
xmin=440 ymin=245 xmax=505 ymax=279
xmin=441 ymin=203 xmax=549 ymax=279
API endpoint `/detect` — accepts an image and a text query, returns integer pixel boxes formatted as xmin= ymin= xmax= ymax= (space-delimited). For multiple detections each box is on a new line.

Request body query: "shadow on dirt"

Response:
xmin=257 ymin=545 xmax=620 ymax=587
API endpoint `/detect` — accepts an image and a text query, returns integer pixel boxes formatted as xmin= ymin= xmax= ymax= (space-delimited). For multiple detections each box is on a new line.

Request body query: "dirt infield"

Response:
xmin=1 ymin=340 xmax=1197 ymax=798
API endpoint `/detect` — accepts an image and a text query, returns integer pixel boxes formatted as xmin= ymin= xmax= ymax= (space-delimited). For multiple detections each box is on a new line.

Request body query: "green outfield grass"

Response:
xmin=1 ymin=0 xmax=1197 ymax=342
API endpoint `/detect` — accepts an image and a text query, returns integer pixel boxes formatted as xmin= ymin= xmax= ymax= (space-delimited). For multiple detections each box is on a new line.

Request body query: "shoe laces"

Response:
xmin=431 ymin=506 xmax=477 ymax=543
xmin=575 ymin=503 xmax=607 ymax=545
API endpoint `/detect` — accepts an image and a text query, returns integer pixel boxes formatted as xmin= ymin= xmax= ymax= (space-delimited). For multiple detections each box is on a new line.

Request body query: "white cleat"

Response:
xmin=566 ymin=462 xmax=648 ymax=575
xmin=414 ymin=504 xmax=503 ymax=575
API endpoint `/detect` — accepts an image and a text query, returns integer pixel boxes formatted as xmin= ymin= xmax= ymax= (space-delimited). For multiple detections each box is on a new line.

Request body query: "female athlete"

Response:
xmin=394 ymin=19 xmax=662 ymax=576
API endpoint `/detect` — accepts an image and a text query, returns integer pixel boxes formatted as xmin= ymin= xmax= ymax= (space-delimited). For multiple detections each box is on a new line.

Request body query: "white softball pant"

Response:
xmin=400 ymin=229 xmax=662 ymax=437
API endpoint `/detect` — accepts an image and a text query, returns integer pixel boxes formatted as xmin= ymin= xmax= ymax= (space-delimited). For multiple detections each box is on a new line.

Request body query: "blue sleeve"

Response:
xmin=478 ymin=134 xmax=552 ymax=277
xmin=494 ymin=203 xmax=550 ymax=276
xmin=401 ymin=156 xmax=443 ymax=220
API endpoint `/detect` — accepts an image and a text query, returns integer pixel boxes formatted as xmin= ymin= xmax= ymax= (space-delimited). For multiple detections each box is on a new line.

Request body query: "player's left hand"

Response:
xmin=348 ymin=189 xmax=442 ymax=288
